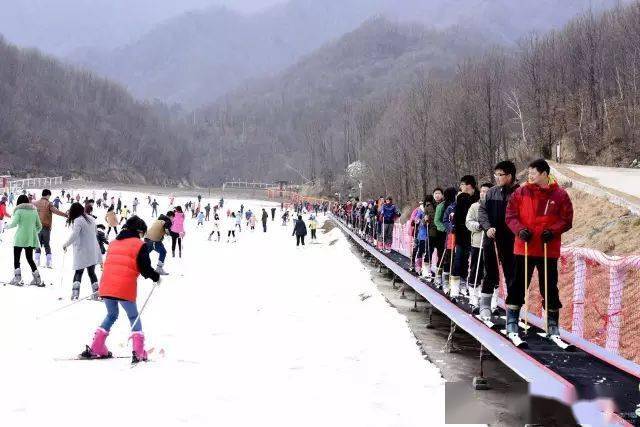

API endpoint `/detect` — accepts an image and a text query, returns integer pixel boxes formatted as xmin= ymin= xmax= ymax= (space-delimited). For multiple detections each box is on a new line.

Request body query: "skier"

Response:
xmin=309 ymin=215 xmax=318 ymax=241
xmin=105 ymin=205 xmax=119 ymax=237
xmin=261 ymin=208 xmax=268 ymax=232
xmin=102 ymin=191 xmax=107 ymax=202
xmin=197 ymin=210 xmax=205 ymax=226
xmin=170 ymin=206 xmax=185 ymax=258
xmin=235 ymin=210 xmax=242 ymax=232
xmin=145 ymin=211 xmax=174 ymax=275
xmin=219 ymin=197 xmax=224 ymax=208
xmin=478 ymin=160 xmax=519 ymax=321
xmin=505 ymin=159 xmax=574 ymax=343
xmin=132 ymin=197 xmax=139 ymax=214
xmin=449 ymin=175 xmax=479 ymax=299
xmin=151 ymin=199 xmax=159 ymax=217
xmin=5 ymin=195 xmax=43 ymax=286
xmin=205 ymin=203 xmax=211 ymax=221
xmin=249 ymin=213 xmax=256 ymax=231
xmin=380 ymin=197 xmax=400 ymax=253
xmin=435 ymin=188 xmax=456 ymax=288
xmin=79 ymin=216 xmax=160 ymax=363
xmin=292 ymin=215 xmax=307 ymax=247
xmin=119 ymin=205 xmax=130 ymax=224
xmin=208 ymin=213 xmax=221 ymax=242
xmin=408 ymin=201 xmax=425 ymax=272
xmin=63 ymin=203 xmax=103 ymax=300
xmin=116 ymin=197 xmax=122 ymax=214
xmin=96 ymin=224 xmax=109 ymax=258
xmin=197 ymin=194 xmax=202 ymax=204
xmin=226 ymin=212 xmax=237 ymax=242
xmin=53 ymin=195 xmax=62 ymax=209
xmin=34 ymin=189 xmax=69 ymax=268
xmin=271 ymin=207 xmax=276 ymax=221
xmin=465 ymin=182 xmax=492 ymax=304
xmin=0 ymin=195 xmax=11 ymax=242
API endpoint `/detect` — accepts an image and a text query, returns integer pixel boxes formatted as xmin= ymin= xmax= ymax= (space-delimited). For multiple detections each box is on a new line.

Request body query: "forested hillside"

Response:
xmin=0 ymin=37 xmax=189 ymax=184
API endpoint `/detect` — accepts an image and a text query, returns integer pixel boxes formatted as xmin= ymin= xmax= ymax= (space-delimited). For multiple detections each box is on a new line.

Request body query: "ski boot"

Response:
xmin=442 ymin=273 xmax=450 ymax=295
xmin=9 ymin=268 xmax=23 ymax=286
xmin=449 ymin=275 xmax=461 ymax=301
xmin=91 ymin=282 xmax=101 ymax=301
xmin=29 ymin=270 xmax=44 ymax=287
xmin=79 ymin=328 xmax=112 ymax=359
xmin=414 ymin=258 xmax=423 ymax=276
xmin=131 ymin=331 xmax=148 ymax=363
xmin=479 ymin=293 xmax=493 ymax=322
xmin=490 ymin=287 xmax=499 ymax=314
xmin=547 ymin=310 xmax=560 ymax=337
xmin=71 ymin=281 xmax=81 ymax=300
xmin=156 ymin=261 xmax=169 ymax=276
xmin=35 ymin=252 xmax=41 ymax=267
xmin=46 ymin=254 xmax=53 ymax=269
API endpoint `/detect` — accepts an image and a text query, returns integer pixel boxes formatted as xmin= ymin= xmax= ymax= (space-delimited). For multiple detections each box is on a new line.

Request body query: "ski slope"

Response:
xmin=0 ymin=189 xmax=444 ymax=426
xmin=566 ymin=164 xmax=640 ymax=199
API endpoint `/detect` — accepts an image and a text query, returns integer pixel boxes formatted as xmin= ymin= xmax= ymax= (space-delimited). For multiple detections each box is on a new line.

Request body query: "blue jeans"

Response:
xmin=452 ymin=243 xmax=471 ymax=279
xmin=100 ymin=298 xmax=142 ymax=332
xmin=145 ymin=239 xmax=167 ymax=263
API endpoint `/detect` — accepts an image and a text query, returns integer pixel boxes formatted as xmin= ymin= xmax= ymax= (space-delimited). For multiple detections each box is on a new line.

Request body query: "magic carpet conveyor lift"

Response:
xmin=332 ymin=217 xmax=640 ymax=426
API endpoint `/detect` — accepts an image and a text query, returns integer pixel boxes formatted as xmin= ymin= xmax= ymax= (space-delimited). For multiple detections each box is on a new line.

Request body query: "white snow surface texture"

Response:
xmin=0 ymin=189 xmax=444 ymax=426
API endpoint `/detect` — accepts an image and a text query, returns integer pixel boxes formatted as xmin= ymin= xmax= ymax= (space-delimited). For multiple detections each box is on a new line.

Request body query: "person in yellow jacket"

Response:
xmin=309 ymin=215 xmax=318 ymax=241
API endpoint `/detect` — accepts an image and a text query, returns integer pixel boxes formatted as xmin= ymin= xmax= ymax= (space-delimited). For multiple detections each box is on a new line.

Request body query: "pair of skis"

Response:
xmin=474 ymin=314 xmax=575 ymax=351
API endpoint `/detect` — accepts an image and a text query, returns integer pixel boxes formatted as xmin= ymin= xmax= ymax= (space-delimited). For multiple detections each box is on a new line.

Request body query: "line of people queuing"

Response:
xmin=332 ymin=159 xmax=574 ymax=340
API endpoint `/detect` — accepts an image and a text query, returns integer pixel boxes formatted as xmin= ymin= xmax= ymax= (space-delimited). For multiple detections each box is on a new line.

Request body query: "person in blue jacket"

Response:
xmin=380 ymin=196 xmax=400 ymax=253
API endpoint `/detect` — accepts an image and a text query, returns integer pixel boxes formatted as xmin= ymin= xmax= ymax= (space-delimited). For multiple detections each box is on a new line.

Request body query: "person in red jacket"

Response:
xmin=0 ymin=195 xmax=11 ymax=242
xmin=505 ymin=159 xmax=573 ymax=339
xmin=79 ymin=216 xmax=160 ymax=363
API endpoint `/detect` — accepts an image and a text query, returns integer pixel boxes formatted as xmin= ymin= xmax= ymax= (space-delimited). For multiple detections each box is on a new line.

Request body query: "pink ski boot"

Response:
xmin=415 ymin=258 xmax=423 ymax=275
xmin=80 ymin=328 xmax=111 ymax=359
xmin=131 ymin=331 xmax=148 ymax=363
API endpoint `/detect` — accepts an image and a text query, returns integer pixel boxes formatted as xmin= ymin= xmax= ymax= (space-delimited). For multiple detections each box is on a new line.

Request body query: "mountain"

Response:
xmin=0 ymin=0 xmax=285 ymax=56
xmin=69 ymin=0 xmax=625 ymax=107
xmin=0 ymin=36 xmax=189 ymax=184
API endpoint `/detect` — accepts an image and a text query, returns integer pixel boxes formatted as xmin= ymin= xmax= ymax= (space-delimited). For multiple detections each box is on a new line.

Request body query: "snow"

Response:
xmin=566 ymin=164 xmax=640 ymax=199
xmin=0 ymin=189 xmax=445 ymax=426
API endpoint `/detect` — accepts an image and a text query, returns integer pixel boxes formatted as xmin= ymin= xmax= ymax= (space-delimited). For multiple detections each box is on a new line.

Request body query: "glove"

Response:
xmin=541 ymin=229 xmax=554 ymax=243
xmin=518 ymin=229 xmax=532 ymax=242
xmin=62 ymin=245 xmax=68 ymax=252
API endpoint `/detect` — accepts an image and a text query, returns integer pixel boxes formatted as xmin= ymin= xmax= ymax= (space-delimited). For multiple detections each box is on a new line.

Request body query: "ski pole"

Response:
xmin=130 ymin=282 xmax=159 ymax=333
xmin=524 ymin=241 xmax=529 ymax=330
xmin=472 ymin=231 xmax=485 ymax=305
xmin=36 ymin=291 xmax=98 ymax=320
xmin=544 ymin=242 xmax=548 ymax=334
xmin=425 ymin=227 xmax=431 ymax=276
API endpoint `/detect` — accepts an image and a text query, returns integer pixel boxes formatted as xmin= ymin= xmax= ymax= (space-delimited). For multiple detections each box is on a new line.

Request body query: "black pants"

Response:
xmin=107 ymin=226 xmax=118 ymax=237
xmin=468 ymin=246 xmax=484 ymax=286
xmin=262 ymin=220 xmax=267 ymax=232
xmin=310 ymin=229 xmax=316 ymax=239
xmin=483 ymin=237 xmax=516 ymax=294
xmin=296 ymin=235 xmax=305 ymax=246
xmin=227 ymin=230 xmax=236 ymax=237
xmin=435 ymin=231 xmax=447 ymax=271
xmin=35 ymin=227 xmax=52 ymax=255
xmin=14 ymin=247 xmax=37 ymax=271
xmin=170 ymin=231 xmax=182 ymax=254
xmin=73 ymin=265 xmax=98 ymax=284
xmin=506 ymin=255 xmax=562 ymax=310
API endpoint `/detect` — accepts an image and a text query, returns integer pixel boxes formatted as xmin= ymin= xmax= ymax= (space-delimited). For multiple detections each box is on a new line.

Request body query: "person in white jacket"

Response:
xmin=465 ymin=183 xmax=493 ymax=311
xmin=208 ymin=213 xmax=221 ymax=242
xmin=227 ymin=212 xmax=238 ymax=243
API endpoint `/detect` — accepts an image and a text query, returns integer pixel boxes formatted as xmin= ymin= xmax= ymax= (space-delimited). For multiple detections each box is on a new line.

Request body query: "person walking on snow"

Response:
xmin=34 ymin=189 xmax=69 ymax=268
xmin=261 ymin=208 xmax=268 ymax=232
xmin=151 ymin=199 xmax=159 ymax=217
xmin=205 ymin=203 xmax=211 ymax=221
xmin=197 ymin=211 xmax=205 ymax=226
xmin=505 ymin=159 xmax=573 ymax=340
xmin=119 ymin=205 xmax=130 ymax=224
xmin=132 ymin=197 xmax=139 ymax=214
xmin=170 ymin=206 xmax=185 ymax=258
xmin=208 ymin=213 xmax=221 ymax=242
xmin=271 ymin=207 xmax=276 ymax=221
xmin=63 ymin=203 xmax=103 ymax=300
xmin=79 ymin=216 xmax=160 ymax=363
xmin=105 ymin=205 xmax=119 ymax=237
xmin=309 ymin=215 xmax=318 ymax=241
xmin=146 ymin=211 xmax=174 ymax=275
xmin=0 ymin=196 xmax=11 ymax=242
xmin=226 ymin=212 xmax=238 ymax=242
xmin=6 ymin=195 xmax=43 ymax=286
xmin=292 ymin=215 xmax=307 ymax=246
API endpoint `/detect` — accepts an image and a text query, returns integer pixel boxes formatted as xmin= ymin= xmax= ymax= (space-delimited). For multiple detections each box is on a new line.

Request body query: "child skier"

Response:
xmin=197 ymin=210 xmax=205 ymax=226
xmin=79 ymin=216 xmax=160 ymax=363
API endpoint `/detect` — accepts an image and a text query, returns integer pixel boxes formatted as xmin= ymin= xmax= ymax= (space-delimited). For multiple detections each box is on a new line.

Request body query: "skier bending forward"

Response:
xmin=79 ymin=216 xmax=161 ymax=363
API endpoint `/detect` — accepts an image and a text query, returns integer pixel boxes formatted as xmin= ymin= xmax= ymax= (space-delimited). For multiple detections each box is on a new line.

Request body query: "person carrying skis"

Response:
xmin=146 ymin=211 xmax=174 ymax=275
xmin=6 ymin=195 xmax=43 ymax=286
xmin=505 ymin=159 xmax=573 ymax=341
xmin=79 ymin=216 xmax=160 ymax=363
xmin=292 ymin=215 xmax=307 ymax=246
xmin=477 ymin=160 xmax=520 ymax=322
xmin=63 ymin=202 xmax=103 ymax=300
xmin=34 ymin=189 xmax=69 ymax=268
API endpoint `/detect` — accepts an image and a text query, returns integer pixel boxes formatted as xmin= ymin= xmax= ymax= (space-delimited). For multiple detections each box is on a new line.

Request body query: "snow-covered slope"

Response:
xmin=566 ymin=164 xmax=640 ymax=199
xmin=0 ymin=189 xmax=444 ymax=426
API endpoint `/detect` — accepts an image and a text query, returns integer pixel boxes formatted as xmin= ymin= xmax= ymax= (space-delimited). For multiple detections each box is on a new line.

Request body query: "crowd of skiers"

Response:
xmin=332 ymin=158 xmax=574 ymax=344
